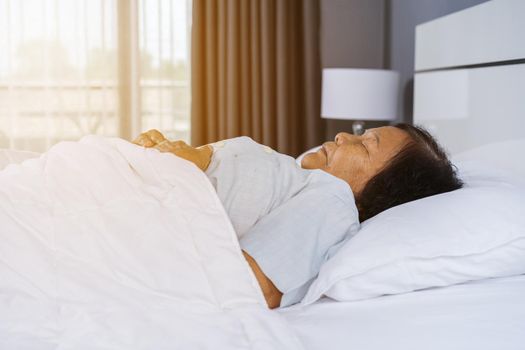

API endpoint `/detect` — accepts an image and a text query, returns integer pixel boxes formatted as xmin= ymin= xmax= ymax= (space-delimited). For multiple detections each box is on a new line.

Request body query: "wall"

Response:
xmin=320 ymin=0 xmax=386 ymax=140
xmin=320 ymin=0 xmax=489 ymax=134
xmin=321 ymin=0 xmax=385 ymax=68
xmin=386 ymin=0 xmax=489 ymax=122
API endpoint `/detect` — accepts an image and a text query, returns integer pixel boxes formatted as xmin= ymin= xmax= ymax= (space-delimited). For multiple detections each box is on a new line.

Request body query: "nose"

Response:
xmin=335 ymin=132 xmax=353 ymax=145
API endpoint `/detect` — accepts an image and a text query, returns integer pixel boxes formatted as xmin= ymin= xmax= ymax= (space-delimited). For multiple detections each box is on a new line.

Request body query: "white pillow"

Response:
xmin=296 ymin=146 xmax=321 ymax=166
xmin=301 ymin=139 xmax=525 ymax=305
xmin=452 ymin=138 xmax=525 ymax=187
xmin=0 ymin=149 xmax=40 ymax=171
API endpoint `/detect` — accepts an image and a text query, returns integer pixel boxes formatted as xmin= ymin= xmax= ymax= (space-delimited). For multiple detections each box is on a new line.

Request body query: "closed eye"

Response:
xmin=371 ymin=132 xmax=380 ymax=145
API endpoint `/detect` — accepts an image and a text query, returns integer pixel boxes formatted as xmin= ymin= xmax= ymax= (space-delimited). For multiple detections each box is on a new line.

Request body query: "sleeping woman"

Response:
xmin=133 ymin=124 xmax=462 ymax=308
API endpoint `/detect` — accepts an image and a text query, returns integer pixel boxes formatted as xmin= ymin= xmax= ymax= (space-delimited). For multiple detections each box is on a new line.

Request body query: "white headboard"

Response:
xmin=413 ymin=0 xmax=525 ymax=155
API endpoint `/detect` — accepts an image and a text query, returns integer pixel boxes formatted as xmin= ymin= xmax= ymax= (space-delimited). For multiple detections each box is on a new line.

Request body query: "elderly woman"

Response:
xmin=133 ymin=124 xmax=462 ymax=308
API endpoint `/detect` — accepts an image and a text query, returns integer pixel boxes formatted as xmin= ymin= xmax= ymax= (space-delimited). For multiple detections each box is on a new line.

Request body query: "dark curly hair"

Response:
xmin=357 ymin=123 xmax=463 ymax=222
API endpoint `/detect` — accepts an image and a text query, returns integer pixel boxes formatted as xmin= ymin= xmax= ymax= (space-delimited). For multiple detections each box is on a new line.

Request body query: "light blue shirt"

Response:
xmin=205 ymin=137 xmax=360 ymax=307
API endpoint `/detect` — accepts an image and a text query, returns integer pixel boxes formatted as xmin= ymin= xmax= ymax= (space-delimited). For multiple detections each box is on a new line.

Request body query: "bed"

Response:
xmin=281 ymin=1 xmax=525 ymax=349
xmin=282 ymin=138 xmax=525 ymax=349
xmin=280 ymin=275 xmax=525 ymax=350
xmin=1 ymin=1 xmax=524 ymax=349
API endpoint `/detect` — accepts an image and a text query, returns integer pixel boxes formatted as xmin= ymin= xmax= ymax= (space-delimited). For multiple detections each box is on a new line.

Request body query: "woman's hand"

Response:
xmin=133 ymin=129 xmax=213 ymax=172
xmin=132 ymin=129 xmax=167 ymax=148
xmin=155 ymin=140 xmax=213 ymax=172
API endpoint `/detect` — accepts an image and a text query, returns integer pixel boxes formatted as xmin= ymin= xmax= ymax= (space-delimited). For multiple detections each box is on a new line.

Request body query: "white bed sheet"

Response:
xmin=279 ymin=275 xmax=525 ymax=350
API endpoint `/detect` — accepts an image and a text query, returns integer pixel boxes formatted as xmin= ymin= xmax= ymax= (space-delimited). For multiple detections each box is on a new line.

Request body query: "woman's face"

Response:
xmin=301 ymin=126 xmax=410 ymax=196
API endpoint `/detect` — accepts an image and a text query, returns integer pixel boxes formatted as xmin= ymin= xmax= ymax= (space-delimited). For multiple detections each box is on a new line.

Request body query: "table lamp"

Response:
xmin=321 ymin=68 xmax=400 ymax=135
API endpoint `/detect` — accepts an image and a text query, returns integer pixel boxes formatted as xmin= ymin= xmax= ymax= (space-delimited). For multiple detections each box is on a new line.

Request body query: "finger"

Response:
xmin=145 ymin=129 xmax=166 ymax=144
xmin=153 ymin=140 xmax=173 ymax=152
xmin=133 ymin=134 xmax=155 ymax=147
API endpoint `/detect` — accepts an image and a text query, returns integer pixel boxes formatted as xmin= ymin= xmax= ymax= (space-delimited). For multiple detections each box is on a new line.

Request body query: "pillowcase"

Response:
xmin=296 ymin=146 xmax=321 ymax=166
xmin=0 ymin=149 xmax=40 ymax=171
xmin=301 ymin=139 xmax=525 ymax=305
xmin=452 ymin=138 xmax=525 ymax=186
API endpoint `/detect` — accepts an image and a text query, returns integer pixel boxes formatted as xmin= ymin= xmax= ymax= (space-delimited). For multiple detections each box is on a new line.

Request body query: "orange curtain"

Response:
xmin=191 ymin=0 xmax=323 ymax=156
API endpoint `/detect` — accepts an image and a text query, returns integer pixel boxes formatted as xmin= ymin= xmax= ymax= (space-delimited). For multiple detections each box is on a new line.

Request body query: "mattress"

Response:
xmin=279 ymin=275 xmax=525 ymax=350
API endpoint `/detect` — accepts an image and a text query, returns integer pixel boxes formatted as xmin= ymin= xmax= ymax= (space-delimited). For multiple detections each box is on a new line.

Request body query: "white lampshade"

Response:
xmin=321 ymin=68 xmax=400 ymax=121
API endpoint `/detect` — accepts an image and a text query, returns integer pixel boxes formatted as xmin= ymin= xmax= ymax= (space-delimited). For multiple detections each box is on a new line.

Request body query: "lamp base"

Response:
xmin=352 ymin=121 xmax=365 ymax=135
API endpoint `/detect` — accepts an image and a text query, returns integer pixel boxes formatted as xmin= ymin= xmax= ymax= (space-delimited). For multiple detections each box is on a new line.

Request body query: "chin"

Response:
xmin=301 ymin=152 xmax=322 ymax=169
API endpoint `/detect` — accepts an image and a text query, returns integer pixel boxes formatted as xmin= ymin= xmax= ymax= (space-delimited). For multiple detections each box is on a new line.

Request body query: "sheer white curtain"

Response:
xmin=0 ymin=0 xmax=191 ymax=152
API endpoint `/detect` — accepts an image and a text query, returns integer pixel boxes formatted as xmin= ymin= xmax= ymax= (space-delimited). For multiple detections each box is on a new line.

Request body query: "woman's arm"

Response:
xmin=242 ymin=251 xmax=283 ymax=309
xmin=133 ymin=129 xmax=213 ymax=171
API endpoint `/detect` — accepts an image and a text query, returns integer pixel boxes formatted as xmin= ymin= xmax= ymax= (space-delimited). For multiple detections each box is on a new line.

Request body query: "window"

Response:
xmin=139 ymin=0 xmax=191 ymax=142
xmin=0 ymin=0 xmax=191 ymax=152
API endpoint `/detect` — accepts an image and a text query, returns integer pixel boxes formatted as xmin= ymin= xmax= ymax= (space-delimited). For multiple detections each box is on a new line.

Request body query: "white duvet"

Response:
xmin=0 ymin=136 xmax=302 ymax=349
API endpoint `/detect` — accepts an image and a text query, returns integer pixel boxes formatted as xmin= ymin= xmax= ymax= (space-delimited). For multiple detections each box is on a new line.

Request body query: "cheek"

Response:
xmin=334 ymin=146 xmax=368 ymax=172
xmin=329 ymin=149 xmax=373 ymax=190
